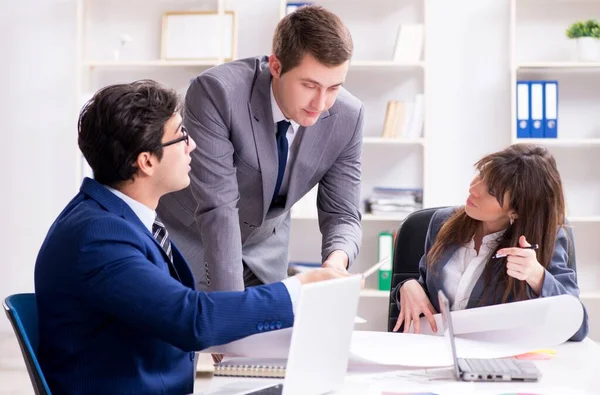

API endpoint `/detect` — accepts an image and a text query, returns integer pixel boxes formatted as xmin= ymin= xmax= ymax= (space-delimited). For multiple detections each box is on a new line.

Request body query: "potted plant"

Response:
xmin=566 ymin=19 xmax=600 ymax=61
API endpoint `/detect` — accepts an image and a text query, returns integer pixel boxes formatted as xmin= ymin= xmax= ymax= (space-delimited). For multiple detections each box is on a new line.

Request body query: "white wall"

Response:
xmin=425 ymin=0 xmax=511 ymax=207
xmin=0 ymin=1 xmax=78 ymax=332
xmin=0 ymin=0 xmax=512 ymax=332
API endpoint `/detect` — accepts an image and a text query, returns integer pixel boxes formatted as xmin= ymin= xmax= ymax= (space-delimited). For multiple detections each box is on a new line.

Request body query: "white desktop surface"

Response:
xmin=194 ymin=338 xmax=600 ymax=395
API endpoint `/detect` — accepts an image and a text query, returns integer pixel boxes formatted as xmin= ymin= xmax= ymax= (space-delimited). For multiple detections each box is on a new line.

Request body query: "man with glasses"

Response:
xmin=34 ymin=80 xmax=349 ymax=395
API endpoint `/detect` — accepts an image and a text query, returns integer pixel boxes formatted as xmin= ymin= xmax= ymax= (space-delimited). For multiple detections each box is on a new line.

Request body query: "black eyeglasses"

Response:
xmin=161 ymin=126 xmax=189 ymax=148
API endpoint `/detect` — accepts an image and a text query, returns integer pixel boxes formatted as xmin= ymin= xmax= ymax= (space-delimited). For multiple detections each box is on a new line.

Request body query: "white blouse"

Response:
xmin=442 ymin=229 xmax=505 ymax=311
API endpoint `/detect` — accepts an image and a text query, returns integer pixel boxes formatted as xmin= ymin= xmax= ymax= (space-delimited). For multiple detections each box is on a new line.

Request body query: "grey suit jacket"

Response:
xmin=157 ymin=56 xmax=364 ymax=291
xmin=392 ymin=206 xmax=589 ymax=341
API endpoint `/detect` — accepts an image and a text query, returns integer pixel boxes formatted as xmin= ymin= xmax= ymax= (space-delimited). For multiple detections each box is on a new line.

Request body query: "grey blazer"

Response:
xmin=157 ymin=56 xmax=364 ymax=291
xmin=393 ymin=206 xmax=588 ymax=341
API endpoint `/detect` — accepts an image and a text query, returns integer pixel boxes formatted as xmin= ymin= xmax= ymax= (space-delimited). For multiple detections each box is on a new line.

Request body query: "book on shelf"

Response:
xmin=365 ymin=187 xmax=423 ymax=218
xmin=381 ymin=96 xmax=424 ymax=140
xmin=392 ymin=24 xmax=424 ymax=62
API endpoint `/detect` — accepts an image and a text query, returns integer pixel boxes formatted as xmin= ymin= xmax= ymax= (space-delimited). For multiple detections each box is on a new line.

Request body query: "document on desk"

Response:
xmin=203 ymin=294 xmax=584 ymax=368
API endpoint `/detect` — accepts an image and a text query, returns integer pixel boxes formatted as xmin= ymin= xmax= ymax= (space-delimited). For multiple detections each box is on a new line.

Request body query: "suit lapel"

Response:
xmin=285 ymin=111 xmax=337 ymax=210
xmin=80 ymin=178 xmax=193 ymax=286
xmin=248 ymin=67 xmax=278 ymax=219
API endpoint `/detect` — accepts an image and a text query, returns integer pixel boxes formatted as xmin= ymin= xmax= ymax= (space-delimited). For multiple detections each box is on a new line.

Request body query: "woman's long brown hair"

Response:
xmin=427 ymin=144 xmax=566 ymax=303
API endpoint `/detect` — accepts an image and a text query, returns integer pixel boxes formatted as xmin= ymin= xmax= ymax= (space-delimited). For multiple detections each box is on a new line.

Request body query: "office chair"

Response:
xmin=3 ymin=293 xmax=51 ymax=395
xmin=387 ymin=207 xmax=445 ymax=332
xmin=386 ymin=207 xmax=578 ymax=332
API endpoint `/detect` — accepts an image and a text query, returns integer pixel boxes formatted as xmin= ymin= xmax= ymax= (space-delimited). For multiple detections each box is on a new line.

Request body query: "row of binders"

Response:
xmin=516 ymin=80 xmax=558 ymax=138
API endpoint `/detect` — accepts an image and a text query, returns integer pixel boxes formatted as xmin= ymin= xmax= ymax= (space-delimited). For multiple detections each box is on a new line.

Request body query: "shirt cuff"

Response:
xmin=281 ymin=276 xmax=302 ymax=316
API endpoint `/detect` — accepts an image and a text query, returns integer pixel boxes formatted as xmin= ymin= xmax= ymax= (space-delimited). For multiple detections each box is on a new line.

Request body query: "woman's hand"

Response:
xmin=496 ymin=235 xmax=545 ymax=295
xmin=393 ymin=279 xmax=438 ymax=334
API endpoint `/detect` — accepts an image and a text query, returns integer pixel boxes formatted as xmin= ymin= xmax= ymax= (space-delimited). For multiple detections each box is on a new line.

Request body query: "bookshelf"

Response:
xmin=510 ymin=0 xmax=600 ymax=339
xmin=282 ymin=0 xmax=427 ymax=333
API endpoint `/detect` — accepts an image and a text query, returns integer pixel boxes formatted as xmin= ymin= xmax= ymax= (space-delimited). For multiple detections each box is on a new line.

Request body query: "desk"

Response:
xmin=194 ymin=339 xmax=600 ymax=395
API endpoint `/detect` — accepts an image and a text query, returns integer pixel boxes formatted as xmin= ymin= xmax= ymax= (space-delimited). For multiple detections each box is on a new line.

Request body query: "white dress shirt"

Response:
xmin=106 ymin=186 xmax=301 ymax=313
xmin=442 ymin=229 xmax=505 ymax=311
xmin=270 ymin=82 xmax=300 ymax=197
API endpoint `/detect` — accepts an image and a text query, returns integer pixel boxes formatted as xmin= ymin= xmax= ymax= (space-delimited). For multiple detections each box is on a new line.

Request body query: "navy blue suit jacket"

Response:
xmin=34 ymin=178 xmax=294 ymax=394
xmin=393 ymin=206 xmax=588 ymax=341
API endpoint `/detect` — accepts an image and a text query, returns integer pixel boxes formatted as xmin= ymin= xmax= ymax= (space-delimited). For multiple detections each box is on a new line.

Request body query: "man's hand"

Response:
xmin=322 ymin=250 xmax=349 ymax=273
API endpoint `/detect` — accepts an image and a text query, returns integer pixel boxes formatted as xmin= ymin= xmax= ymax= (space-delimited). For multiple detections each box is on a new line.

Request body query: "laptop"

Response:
xmin=438 ymin=290 xmax=541 ymax=382
xmin=241 ymin=275 xmax=363 ymax=395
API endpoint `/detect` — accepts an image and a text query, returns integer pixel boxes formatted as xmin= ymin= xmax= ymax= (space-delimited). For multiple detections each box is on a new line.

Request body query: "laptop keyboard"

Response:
xmin=464 ymin=358 xmax=526 ymax=375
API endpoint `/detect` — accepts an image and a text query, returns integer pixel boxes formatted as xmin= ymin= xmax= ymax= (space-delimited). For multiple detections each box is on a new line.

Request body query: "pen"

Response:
xmin=493 ymin=243 xmax=539 ymax=259
xmin=361 ymin=256 xmax=390 ymax=279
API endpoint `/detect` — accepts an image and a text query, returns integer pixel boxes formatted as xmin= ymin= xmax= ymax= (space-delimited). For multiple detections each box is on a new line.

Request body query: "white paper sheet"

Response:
xmin=203 ymin=294 xmax=584 ymax=368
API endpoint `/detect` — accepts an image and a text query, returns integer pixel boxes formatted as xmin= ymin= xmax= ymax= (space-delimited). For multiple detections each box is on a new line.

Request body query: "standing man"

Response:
xmin=158 ymin=5 xmax=364 ymax=291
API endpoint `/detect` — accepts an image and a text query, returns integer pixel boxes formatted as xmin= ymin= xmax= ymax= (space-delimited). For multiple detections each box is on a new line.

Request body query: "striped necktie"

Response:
xmin=152 ymin=219 xmax=173 ymax=262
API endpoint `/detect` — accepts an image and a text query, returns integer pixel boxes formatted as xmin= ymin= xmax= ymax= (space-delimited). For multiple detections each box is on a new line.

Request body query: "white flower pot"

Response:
xmin=576 ymin=37 xmax=599 ymax=62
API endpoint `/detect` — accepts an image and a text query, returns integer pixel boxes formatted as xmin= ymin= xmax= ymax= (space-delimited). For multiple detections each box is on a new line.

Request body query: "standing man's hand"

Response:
xmin=322 ymin=250 xmax=349 ymax=273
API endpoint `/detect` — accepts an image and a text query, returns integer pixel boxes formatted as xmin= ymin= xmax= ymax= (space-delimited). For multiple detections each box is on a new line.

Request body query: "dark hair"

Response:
xmin=427 ymin=144 xmax=567 ymax=303
xmin=78 ymin=80 xmax=180 ymax=186
xmin=272 ymin=5 xmax=354 ymax=75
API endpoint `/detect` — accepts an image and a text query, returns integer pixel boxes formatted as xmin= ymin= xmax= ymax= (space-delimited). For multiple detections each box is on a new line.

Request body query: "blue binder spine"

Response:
xmin=544 ymin=80 xmax=558 ymax=138
xmin=516 ymin=80 xmax=531 ymax=138
xmin=530 ymin=81 xmax=544 ymax=138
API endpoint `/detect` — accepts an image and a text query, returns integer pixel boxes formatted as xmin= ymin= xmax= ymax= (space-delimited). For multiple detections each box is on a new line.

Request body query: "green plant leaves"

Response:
xmin=566 ymin=19 xmax=600 ymax=39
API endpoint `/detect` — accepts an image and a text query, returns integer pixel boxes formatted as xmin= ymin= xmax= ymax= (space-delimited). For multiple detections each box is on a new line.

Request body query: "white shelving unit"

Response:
xmin=283 ymin=0 xmax=427 ymax=277
xmin=510 ymin=0 xmax=600 ymax=340
xmin=282 ymin=0 xmax=427 ymax=332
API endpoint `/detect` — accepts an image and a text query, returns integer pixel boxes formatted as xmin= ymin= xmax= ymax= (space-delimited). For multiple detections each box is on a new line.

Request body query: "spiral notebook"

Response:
xmin=214 ymin=357 xmax=287 ymax=378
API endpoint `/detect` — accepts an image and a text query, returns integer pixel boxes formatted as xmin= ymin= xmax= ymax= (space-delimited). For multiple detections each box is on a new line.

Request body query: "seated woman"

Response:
xmin=392 ymin=143 xmax=588 ymax=341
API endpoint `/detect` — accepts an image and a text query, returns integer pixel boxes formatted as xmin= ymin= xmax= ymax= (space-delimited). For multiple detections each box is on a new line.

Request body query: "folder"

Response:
xmin=530 ymin=81 xmax=544 ymax=138
xmin=544 ymin=81 xmax=558 ymax=138
xmin=378 ymin=232 xmax=394 ymax=291
xmin=516 ymin=81 xmax=530 ymax=138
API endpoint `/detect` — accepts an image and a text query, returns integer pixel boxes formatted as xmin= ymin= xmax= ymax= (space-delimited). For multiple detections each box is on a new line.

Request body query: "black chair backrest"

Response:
xmin=387 ymin=207 xmax=445 ymax=332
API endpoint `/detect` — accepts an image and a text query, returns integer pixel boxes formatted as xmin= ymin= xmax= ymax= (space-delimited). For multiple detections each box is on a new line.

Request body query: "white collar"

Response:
xmin=106 ymin=186 xmax=156 ymax=233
